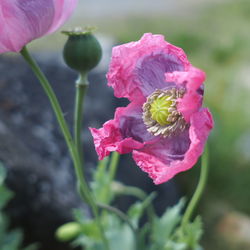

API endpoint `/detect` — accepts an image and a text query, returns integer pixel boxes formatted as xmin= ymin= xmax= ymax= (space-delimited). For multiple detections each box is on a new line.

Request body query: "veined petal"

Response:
xmin=0 ymin=0 xmax=77 ymax=53
xmin=47 ymin=0 xmax=78 ymax=35
xmin=0 ymin=0 xmax=54 ymax=52
xmin=132 ymin=108 xmax=213 ymax=184
xmin=107 ymin=33 xmax=191 ymax=101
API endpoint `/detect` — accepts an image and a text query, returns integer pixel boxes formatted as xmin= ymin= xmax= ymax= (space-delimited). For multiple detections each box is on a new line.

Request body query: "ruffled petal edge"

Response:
xmin=89 ymin=102 xmax=148 ymax=160
xmin=107 ymin=33 xmax=191 ymax=101
xmin=132 ymin=108 xmax=214 ymax=184
xmin=90 ymin=120 xmax=144 ymax=160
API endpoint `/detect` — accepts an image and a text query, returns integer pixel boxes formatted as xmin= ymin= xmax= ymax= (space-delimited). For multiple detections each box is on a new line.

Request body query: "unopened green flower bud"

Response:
xmin=62 ymin=27 xmax=102 ymax=73
xmin=55 ymin=222 xmax=81 ymax=242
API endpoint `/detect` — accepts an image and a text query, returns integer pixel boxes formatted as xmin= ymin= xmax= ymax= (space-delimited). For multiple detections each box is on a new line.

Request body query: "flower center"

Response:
xmin=150 ymin=95 xmax=173 ymax=126
xmin=142 ymin=88 xmax=187 ymax=137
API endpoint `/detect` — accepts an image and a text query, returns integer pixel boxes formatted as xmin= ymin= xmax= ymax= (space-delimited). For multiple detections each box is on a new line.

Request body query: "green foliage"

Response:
xmin=56 ymin=143 xmax=206 ymax=250
xmin=0 ymin=163 xmax=38 ymax=250
xmin=59 ymin=182 xmax=204 ymax=250
xmin=127 ymin=192 xmax=156 ymax=228
xmin=69 ymin=210 xmax=135 ymax=250
xmin=104 ymin=214 xmax=135 ymax=250
xmin=91 ymin=154 xmax=118 ymax=204
xmin=0 ymin=166 xmax=13 ymax=210
xmin=165 ymin=217 xmax=203 ymax=250
xmin=150 ymin=199 xmax=185 ymax=250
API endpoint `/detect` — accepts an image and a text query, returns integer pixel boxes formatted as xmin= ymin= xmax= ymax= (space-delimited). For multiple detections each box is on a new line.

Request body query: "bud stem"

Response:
xmin=74 ymin=72 xmax=88 ymax=166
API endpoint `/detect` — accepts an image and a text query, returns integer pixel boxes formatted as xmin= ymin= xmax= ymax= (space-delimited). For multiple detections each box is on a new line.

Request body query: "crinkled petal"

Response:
xmin=90 ymin=124 xmax=144 ymax=160
xmin=166 ymin=66 xmax=206 ymax=122
xmin=107 ymin=33 xmax=191 ymax=101
xmin=0 ymin=0 xmax=77 ymax=53
xmin=132 ymin=108 xmax=214 ymax=184
xmin=90 ymin=101 xmax=157 ymax=160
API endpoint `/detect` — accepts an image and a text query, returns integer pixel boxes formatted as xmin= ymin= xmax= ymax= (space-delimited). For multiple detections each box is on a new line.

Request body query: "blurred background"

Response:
xmin=1 ymin=0 xmax=250 ymax=249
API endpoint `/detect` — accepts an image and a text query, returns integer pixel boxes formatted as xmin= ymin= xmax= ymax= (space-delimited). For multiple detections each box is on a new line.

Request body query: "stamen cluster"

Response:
xmin=142 ymin=88 xmax=187 ymax=137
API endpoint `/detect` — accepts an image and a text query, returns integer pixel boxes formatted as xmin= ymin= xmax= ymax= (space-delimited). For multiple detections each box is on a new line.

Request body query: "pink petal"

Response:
xmin=90 ymin=101 xmax=150 ymax=160
xmin=107 ymin=33 xmax=191 ymax=101
xmin=132 ymin=108 xmax=214 ymax=184
xmin=0 ymin=0 xmax=77 ymax=53
xmin=166 ymin=67 xmax=206 ymax=122
xmin=46 ymin=0 xmax=78 ymax=35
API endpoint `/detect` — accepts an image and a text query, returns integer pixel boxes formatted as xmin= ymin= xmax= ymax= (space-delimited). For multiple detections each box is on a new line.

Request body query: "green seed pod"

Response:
xmin=62 ymin=27 xmax=102 ymax=73
xmin=55 ymin=222 xmax=82 ymax=242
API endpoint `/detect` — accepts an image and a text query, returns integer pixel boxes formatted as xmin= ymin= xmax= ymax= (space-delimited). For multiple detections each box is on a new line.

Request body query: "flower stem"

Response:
xmin=20 ymin=46 xmax=79 ymax=174
xmin=74 ymin=73 xmax=88 ymax=166
xmin=20 ymin=46 xmax=109 ymax=250
xmin=109 ymin=152 xmax=120 ymax=181
xmin=181 ymin=145 xmax=209 ymax=229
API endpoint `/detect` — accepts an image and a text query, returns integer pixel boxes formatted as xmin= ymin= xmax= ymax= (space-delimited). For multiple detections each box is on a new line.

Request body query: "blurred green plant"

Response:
xmin=0 ymin=163 xmax=38 ymax=250
xmin=56 ymin=154 xmax=204 ymax=250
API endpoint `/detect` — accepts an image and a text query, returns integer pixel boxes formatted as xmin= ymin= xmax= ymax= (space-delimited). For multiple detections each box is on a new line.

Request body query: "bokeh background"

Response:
xmin=1 ymin=0 xmax=250 ymax=249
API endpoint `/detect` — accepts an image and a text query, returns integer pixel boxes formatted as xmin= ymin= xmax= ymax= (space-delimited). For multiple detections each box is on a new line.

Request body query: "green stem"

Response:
xmin=20 ymin=47 xmax=81 ymax=184
xmin=109 ymin=152 xmax=120 ymax=181
xmin=120 ymin=186 xmax=147 ymax=200
xmin=181 ymin=145 xmax=209 ymax=229
xmin=20 ymin=46 xmax=109 ymax=250
xmin=74 ymin=73 xmax=88 ymax=166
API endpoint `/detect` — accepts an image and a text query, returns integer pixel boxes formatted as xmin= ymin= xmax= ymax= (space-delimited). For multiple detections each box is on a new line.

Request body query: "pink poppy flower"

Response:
xmin=0 ymin=0 xmax=78 ymax=53
xmin=90 ymin=33 xmax=214 ymax=184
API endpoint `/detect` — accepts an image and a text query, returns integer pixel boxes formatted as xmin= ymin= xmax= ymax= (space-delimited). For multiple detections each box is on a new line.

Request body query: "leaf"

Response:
xmin=0 ymin=164 xmax=13 ymax=209
xmin=105 ymin=214 xmax=135 ymax=250
xmin=150 ymin=198 xmax=185 ymax=250
xmin=73 ymin=208 xmax=89 ymax=223
xmin=0 ymin=164 xmax=7 ymax=186
xmin=164 ymin=241 xmax=187 ymax=250
xmin=70 ymin=219 xmax=103 ymax=250
xmin=164 ymin=216 xmax=204 ymax=250
xmin=1 ymin=229 xmax=23 ymax=250
xmin=0 ymin=163 xmax=37 ymax=250
xmin=72 ymin=209 xmax=101 ymax=239
xmin=0 ymin=186 xmax=14 ymax=210
xmin=138 ymin=222 xmax=151 ymax=250
xmin=128 ymin=192 xmax=156 ymax=228
xmin=72 ymin=234 xmax=103 ymax=250
xmin=72 ymin=214 xmax=136 ymax=250
xmin=179 ymin=216 xmax=203 ymax=249
xmin=91 ymin=156 xmax=115 ymax=204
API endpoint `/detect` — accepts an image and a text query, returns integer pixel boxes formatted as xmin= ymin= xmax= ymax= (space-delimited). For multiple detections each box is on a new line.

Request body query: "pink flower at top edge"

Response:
xmin=0 ymin=0 xmax=78 ymax=53
xmin=90 ymin=33 xmax=214 ymax=185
